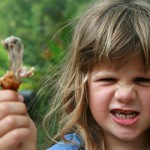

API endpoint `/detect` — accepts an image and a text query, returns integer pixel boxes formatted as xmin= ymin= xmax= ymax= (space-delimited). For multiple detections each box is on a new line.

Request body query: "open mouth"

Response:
xmin=111 ymin=110 xmax=139 ymax=119
xmin=110 ymin=109 xmax=140 ymax=125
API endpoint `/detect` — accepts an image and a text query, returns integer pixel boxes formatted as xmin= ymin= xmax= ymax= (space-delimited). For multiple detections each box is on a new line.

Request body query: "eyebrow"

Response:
xmin=92 ymin=71 xmax=115 ymax=79
xmin=91 ymin=69 xmax=150 ymax=79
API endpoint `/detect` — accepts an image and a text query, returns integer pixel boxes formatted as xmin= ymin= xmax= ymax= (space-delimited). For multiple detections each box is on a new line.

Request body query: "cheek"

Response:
xmin=139 ymin=89 xmax=150 ymax=108
xmin=89 ymin=87 xmax=114 ymax=116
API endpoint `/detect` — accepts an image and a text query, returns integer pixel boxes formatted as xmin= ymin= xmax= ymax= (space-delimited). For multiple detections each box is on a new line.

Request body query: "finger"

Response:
xmin=0 ymin=115 xmax=30 ymax=138
xmin=0 ymin=102 xmax=27 ymax=120
xmin=17 ymin=119 xmax=37 ymax=150
xmin=0 ymin=90 xmax=24 ymax=102
xmin=0 ymin=128 xmax=30 ymax=150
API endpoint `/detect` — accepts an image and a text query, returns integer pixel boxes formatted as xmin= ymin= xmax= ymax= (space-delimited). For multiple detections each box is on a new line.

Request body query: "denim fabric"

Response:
xmin=47 ymin=133 xmax=83 ymax=150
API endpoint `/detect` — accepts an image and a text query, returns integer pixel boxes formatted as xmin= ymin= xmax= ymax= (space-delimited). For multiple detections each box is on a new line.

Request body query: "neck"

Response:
xmin=105 ymin=134 xmax=148 ymax=150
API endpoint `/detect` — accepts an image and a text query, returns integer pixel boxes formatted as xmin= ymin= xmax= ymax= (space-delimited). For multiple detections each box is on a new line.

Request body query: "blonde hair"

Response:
xmin=43 ymin=0 xmax=150 ymax=149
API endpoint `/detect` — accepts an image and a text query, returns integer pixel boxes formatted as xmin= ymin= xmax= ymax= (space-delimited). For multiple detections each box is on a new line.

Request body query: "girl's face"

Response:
xmin=88 ymin=56 xmax=150 ymax=145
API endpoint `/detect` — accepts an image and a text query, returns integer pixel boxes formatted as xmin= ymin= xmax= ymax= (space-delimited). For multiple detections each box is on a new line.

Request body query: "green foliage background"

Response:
xmin=0 ymin=0 xmax=94 ymax=149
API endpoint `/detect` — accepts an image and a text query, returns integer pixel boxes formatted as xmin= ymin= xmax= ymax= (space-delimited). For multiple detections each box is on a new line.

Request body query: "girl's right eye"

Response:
xmin=96 ymin=78 xmax=116 ymax=85
xmin=100 ymin=78 xmax=116 ymax=81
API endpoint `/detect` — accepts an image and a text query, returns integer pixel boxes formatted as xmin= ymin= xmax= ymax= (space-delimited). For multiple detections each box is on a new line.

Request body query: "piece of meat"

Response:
xmin=0 ymin=36 xmax=34 ymax=91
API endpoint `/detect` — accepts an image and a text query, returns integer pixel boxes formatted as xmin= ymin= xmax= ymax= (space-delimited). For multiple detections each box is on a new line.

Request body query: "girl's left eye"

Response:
xmin=134 ymin=78 xmax=150 ymax=86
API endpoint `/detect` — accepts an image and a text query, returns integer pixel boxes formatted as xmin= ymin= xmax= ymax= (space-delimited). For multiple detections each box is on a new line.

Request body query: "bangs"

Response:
xmin=77 ymin=1 xmax=150 ymax=71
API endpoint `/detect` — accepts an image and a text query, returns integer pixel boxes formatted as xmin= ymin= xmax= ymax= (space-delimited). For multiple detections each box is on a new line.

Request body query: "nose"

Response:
xmin=114 ymin=83 xmax=137 ymax=104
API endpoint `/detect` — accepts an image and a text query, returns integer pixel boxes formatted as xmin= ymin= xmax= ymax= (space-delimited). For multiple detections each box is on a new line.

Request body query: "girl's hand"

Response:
xmin=0 ymin=90 xmax=37 ymax=150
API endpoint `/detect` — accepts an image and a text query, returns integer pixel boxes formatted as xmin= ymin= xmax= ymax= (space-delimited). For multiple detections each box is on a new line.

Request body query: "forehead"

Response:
xmin=91 ymin=56 xmax=150 ymax=74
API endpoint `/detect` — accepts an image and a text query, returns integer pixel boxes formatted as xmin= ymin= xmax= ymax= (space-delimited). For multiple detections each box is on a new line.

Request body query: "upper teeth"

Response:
xmin=114 ymin=113 xmax=136 ymax=119
xmin=112 ymin=111 xmax=138 ymax=119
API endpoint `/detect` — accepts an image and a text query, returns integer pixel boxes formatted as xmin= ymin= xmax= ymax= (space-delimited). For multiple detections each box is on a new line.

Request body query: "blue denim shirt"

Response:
xmin=47 ymin=133 xmax=84 ymax=150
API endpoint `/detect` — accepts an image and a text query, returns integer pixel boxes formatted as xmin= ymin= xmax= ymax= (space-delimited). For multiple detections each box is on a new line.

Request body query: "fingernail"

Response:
xmin=18 ymin=95 xmax=24 ymax=102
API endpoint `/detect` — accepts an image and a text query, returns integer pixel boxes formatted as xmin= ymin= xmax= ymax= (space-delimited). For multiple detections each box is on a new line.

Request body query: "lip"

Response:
xmin=110 ymin=109 xmax=140 ymax=126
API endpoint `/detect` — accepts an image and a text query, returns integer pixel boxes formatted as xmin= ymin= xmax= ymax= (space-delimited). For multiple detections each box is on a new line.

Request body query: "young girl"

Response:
xmin=0 ymin=0 xmax=149 ymax=150
xmin=45 ymin=0 xmax=150 ymax=149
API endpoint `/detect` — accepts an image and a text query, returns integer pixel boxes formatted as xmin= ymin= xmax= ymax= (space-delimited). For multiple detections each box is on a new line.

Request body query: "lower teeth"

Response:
xmin=115 ymin=113 xmax=136 ymax=119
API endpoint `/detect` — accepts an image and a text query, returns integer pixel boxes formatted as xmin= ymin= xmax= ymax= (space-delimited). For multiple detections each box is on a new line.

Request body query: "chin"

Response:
xmin=113 ymin=130 xmax=144 ymax=142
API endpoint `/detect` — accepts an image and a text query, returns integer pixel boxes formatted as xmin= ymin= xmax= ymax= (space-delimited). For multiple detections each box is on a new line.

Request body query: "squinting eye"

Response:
xmin=100 ymin=78 xmax=116 ymax=82
xmin=96 ymin=78 xmax=116 ymax=86
xmin=134 ymin=78 xmax=150 ymax=86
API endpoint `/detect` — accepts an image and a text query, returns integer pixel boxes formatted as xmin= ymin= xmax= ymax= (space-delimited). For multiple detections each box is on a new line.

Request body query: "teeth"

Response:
xmin=114 ymin=113 xmax=136 ymax=119
xmin=112 ymin=111 xmax=138 ymax=119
